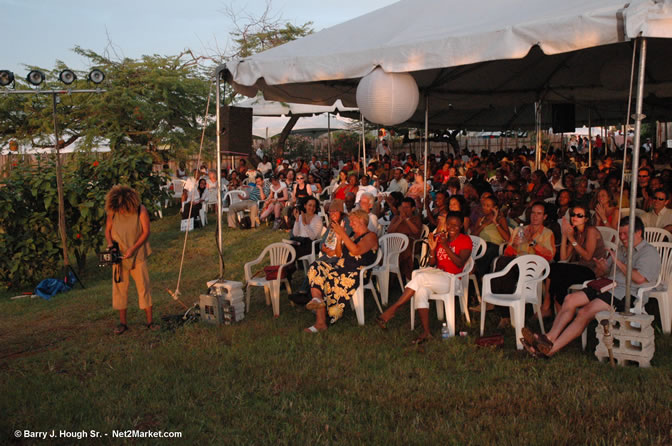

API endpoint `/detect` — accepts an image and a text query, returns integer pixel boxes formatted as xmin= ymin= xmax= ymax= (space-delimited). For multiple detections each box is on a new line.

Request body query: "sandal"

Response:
xmin=114 ymin=324 xmax=128 ymax=335
xmin=411 ymin=333 xmax=432 ymax=345
xmin=521 ymin=338 xmax=546 ymax=359
xmin=305 ymin=297 xmax=325 ymax=310
xmin=521 ymin=327 xmax=553 ymax=355
xmin=304 ymin=325 xmax=326 ymax=334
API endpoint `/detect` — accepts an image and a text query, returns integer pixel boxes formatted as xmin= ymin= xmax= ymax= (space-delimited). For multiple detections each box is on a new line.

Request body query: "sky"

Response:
xmin=2 ymin=0 xmax=397 ymax=76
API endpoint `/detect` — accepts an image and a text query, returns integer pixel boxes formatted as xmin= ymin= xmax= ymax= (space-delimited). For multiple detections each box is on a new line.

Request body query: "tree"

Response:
xmin=0 ymin=51 xmax=212 ymax=160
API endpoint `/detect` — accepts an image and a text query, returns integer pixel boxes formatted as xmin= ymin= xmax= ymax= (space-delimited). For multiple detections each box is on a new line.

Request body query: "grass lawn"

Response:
xmin=2 ymin=207 xmax=672 ymax=445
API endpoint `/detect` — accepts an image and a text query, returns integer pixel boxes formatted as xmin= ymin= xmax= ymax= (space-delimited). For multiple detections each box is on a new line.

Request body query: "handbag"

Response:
xmin=263 ymin=264 xmax=296 ymax=280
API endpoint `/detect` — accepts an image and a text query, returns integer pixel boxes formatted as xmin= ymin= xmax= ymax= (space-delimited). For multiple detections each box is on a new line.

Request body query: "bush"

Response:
xmin=0 ymin=146 xmax=170 ymax=289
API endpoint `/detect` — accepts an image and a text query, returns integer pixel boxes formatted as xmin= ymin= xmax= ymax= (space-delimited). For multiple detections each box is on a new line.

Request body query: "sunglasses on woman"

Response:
xmin=569 ymin=212 xmax=585 ymax=218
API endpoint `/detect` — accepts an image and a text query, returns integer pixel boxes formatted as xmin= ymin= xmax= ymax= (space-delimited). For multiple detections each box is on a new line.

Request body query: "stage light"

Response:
xmin=0 ymin=70 xmax=14 ymax=86
xmin=59 ymin=69 xmax=76 ymax=85
xmin=88 ymin=69 xmax=105 ymax=84
xmin=26 ymin=70 xmax=45 ymax=86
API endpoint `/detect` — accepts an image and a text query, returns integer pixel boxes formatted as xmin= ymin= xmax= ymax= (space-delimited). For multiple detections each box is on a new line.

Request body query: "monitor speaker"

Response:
xmin=219 ymin=106 xmax=253 ymax=155
xmin=551 ymin=104 xmax=575 ymax=134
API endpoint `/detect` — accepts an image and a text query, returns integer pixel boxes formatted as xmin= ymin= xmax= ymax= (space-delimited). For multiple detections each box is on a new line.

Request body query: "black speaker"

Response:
xmin=219 ymin=106 xmax=253 ymax=155
xmin=551 ymin=104 xmax=575 ymax=134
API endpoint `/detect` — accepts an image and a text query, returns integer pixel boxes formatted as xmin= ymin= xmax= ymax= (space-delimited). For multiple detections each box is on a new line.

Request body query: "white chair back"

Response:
xmin=597 ymin=226 xmax=618 ymax=244
xmin=512 ymin=255 xmax=550 ymax=301
xmin=645 ymin=227 xmax=672 ymax=244
xmin=653 ymin=242 xmax=672 ymax=290
xmin=619 ymin=208 xmax=646 ymax=218
xmin=224 ymin=190 xmax=246 ymax=207
xmin=468 ymin=235 xmax=487 ymax=260
xmin=172 ymin=179 xmax=186 ymax=198
xmin=378 ymin=233 xmax=409 ymax=270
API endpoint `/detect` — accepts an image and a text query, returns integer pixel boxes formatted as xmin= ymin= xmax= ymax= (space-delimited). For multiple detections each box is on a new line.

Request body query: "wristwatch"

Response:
xmin=571 ymin=241 xmax=578 ymax=247
xmin=529 ymin=240 xmax=537 ymax=248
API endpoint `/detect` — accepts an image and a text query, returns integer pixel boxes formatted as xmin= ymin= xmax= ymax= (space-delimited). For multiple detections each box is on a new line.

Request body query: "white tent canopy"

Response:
xmin=235 ymin=96 xmax=357 ymax=117
xmin=252 ymin=113 xmax=358 ymax=138
xmin=224 ymin=0 xmax=672 ymax=129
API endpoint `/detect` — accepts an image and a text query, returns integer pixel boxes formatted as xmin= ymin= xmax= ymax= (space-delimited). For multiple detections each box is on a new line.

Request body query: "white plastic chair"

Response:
xmin=410 ymin=257 xmax=475 ymax=336
xmin=222 ymin=190 xmax=246 ymax=214
xmin=298 ymin=226 xmax=328 ymax=272
xmin=244 ymin=243 xmax=296 ymax=317
xmin=351 ymin=249 xmax=384 ymax=326
xmin=468 ymin=235 xmax=487 ymax=304
xmin=412 ymin=224 xmax=430 ymax=268
xmin=480 ymin=255 xmax=550 ymax=350
xmin=597 ymin=226 xmax=618 ymax=244
xmin=634 ymin=241 xmax=672 ymax=332
xmin=172 ymin=179 xmax=186 ymax=200
xmin=206 ymin=184 xmax=228 ymax=213
xmin=372 ymin=233 xmax=409 ymax=306
xmin=644 ymin=227 xmax=672 ymax=244
xmin=618 ymin=208 xmax=646 ymax=219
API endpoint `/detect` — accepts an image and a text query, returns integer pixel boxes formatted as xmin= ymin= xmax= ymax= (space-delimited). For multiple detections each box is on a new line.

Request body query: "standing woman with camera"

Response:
xmin=104 ymin=185 xmax=154 ymax=335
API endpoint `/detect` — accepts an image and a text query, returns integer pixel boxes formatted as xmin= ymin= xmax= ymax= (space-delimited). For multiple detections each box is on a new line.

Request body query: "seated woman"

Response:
xmin=471 ymin=195 xmax=510 ymax=279
xmin=260 ymin=175 xmax=288 ymax=229
xmin=291 ymin=196 xmax=323 ymax=259
xmin=424 ymin=190 xmax=448 ymax=230
xmin=181 ymin=178 xmax=208 ymax=226
xmin=448 ymin=195 xmax=471 ymax=234
xmin=406 ymin=172 xmax=426 ymax=206
xmin=376 ymin=211 xmax=472 ymax=344
xmin=387 ymin=197 xmax=423 ymax=280
xmin=591 ymin=187 xmax=618 ymax=230
xmin=304 ymin=210 xmax=379 ymax=332
xmin=545 ymin=204 xmax=606 ymax=316
xmin=333 ymin=174 xmax=358 ymax=202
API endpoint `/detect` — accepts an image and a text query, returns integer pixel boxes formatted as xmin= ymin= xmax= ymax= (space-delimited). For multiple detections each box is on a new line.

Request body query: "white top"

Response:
xmin=269 ymin=183 xmax=288 ymax=200
xmin=292 ymin=214 xmax=324 ymax=240
xmin=257 ymin=161 xmax=273 ymax=174
xmin=387 ymin=178 xmax=408 ymax=195
xmin=642 ymin=207 xmax=672 ymax=229
xmin=355 ymin=184 xmax=379 ymax=203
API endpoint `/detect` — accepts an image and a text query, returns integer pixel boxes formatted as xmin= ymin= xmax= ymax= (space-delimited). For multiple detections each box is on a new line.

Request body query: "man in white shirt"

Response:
xmin=376 ymin=139 xmax=391 ymax=160
xmin=355 ymin=175 xmax=379 ymax=204
xmin=357 ymin=193 xmax=380 ymax=233
xmin=255 ymin=146 xmax=264 ymax=160
xmin=257 ymin=155 xmax=273 ymax=177
xmin=387 ymin=168 xmax=408 ymax=195
xmin=642 ymin=189 xmax=672 ymax=232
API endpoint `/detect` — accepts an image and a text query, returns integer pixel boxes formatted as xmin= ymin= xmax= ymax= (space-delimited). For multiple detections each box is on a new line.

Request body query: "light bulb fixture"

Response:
xmin=26 ymin=70 xmax=45 ymax=86
xmin=0 ymin=70 xmax=14 ymax=86
xmin=59 ymin=69 xmax=76 ymax=85
xmin=88 ymin=69 xmax=105 ymax=84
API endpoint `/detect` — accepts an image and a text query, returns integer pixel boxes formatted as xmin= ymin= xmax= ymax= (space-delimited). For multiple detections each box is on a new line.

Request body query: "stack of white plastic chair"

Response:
xmin=413 ymin=224 xmax=430 ymax=268
xmin=244 ymin=243 xmax=296 ymax=317
xmin=410 ymin=257 xmax=475 ymax=336
xmin=372 ymin=233 xmax=409 ymax=306
xmin=634 ymin=242 xmax=672 ymax=333
xmin=480 ymin=255 xmax=550 ymax=350
xmin=644 ymin=227 xmax=672 ymax=244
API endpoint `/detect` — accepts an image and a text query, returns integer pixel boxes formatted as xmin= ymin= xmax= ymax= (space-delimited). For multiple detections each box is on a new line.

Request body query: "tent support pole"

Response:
xmin=327 ymin=113 xmax=331 ymax=166
xmin=361 ymin=114 xmax=366 ymax=171
xmin=535 ymin=101 xmax=542 ymax=170
xmin=423 ymin=95 xmax=429 ymax=201
xmin=215 ymin=70 xmax=224 ymax=277
xmin=625 ymin=37 xmax=647 ymax=311
xmin=588 ymin=109 xmax=592 ymax=167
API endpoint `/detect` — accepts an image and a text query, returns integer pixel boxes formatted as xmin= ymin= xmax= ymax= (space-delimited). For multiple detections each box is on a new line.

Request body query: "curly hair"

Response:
xmin=105 ymin=185 xmax=141 ymax=214
xmin=349 ymin=209 xmax=370 ymax=227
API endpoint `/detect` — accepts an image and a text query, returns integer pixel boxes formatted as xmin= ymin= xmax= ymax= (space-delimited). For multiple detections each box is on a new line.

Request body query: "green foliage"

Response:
xmin=332 ymin=131 xmax=362 ymax=158
xmin=0 ymin=146 xmax=169 ymax=289
xmin=0 ymin=52 xmax=211 ymax=159
xmin=231 ymin=21 xmax=313 ymax=59
xmin=284 ymin=135 xmax=314 ymax=160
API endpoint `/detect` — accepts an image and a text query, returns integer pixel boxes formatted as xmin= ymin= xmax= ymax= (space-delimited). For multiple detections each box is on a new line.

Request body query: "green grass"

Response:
xmin=2 ymin=208 xmax=672 ymax=445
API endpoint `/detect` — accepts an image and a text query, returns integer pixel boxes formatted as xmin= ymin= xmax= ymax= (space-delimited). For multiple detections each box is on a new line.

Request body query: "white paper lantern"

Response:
xmin=356 ymin=67 xmax=419 ymax=126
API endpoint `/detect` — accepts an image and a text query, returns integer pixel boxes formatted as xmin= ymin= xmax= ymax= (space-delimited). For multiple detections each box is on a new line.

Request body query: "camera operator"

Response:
xmin=104 ymin=185 xmax=155 ymax=335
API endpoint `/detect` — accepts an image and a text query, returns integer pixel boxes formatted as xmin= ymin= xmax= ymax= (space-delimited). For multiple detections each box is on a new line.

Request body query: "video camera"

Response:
xmin=98 ymin=241 xmax=122 ymax=267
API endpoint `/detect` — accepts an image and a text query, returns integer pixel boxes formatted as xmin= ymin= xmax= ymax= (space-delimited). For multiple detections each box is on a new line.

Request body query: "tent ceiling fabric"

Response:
xmin=223 ymin=0 xmax=672 ymax=129
xmin=235 ymin=97 xmax=357 ymax=117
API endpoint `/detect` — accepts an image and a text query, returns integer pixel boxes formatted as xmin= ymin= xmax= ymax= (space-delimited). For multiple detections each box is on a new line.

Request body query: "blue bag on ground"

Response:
xmin=34 ymin=272 xmax=77 ymax=300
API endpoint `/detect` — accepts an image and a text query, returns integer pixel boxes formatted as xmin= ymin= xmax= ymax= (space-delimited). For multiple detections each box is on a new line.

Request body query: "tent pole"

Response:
xmin=215 ymin=70 xmax=223 ymax=277
xmin=588 ymin=109 xmax=592 ymax=167
xmin=535 ymin=101 xmax=542 ymax=170
xmin=328 ymin=113 xmax=332 ymax=166
xmin=361 ymin=114 xmax=366 ymax=172
xmin=625 ymin=37 xmax=647 ymax=311
xmin=423 ymin=95 xmax=429 ymax=201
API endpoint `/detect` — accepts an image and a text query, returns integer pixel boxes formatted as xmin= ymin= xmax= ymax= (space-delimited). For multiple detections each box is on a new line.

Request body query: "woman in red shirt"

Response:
xmin=376 ymin=211 xmax=472 ymax=344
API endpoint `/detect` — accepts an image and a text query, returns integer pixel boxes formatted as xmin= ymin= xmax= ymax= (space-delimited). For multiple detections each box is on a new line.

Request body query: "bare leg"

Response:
xmin=546 ymin=291 xmax=590 ymax=342
xmin=379 ymin=287 xmax=416 ymax=322
xmin=306 ymin=288 xmax=328 ymax=331
xmin=418 ymin=308 xmax=431 ymax=338
xmin=547 ymin=299 xmax=610 ymax=355
xmin=540 ymin=278 xmax=552 ymax=317
xmin=119 ymin=309 xmax=127 ymax=326
xmin=144 ymin=307 xmax=153 ymax=325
